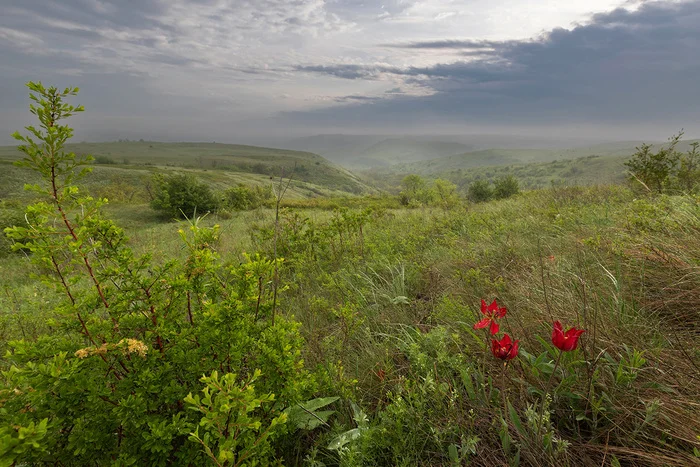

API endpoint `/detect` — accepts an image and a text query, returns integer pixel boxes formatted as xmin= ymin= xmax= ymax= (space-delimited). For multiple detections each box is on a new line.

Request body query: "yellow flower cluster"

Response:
xmin=119 ymin=338 xmax=148 ymax=357
xmin=74 ymin=339 xmax=148 ymax=359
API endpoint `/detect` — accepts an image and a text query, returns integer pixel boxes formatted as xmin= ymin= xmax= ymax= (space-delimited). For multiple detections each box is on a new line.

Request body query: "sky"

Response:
xmin=0 ymin=0 xmax=699 ymax=144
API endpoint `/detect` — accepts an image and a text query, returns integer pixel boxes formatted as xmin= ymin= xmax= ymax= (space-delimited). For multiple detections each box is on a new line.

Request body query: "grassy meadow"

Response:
xmin=2 ymin=156 xmax=699 ymax=465
xmin=0 ymin=90 xmax=699 ymax=466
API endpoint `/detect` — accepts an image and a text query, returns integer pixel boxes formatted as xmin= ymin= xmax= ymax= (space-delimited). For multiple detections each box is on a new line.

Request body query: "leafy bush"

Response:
xmin=493 ymin=175 xmax=520 ymax=199
xmin=1 ymin=82 xmax=313 ymax=465
xmin=624 ymin=132 xmax=682 ymax=193
xmin=399 ymin=174 xmax=434 ymax=206
xmin=151 ymin=173 xmax=218 ymax=218
xmin=677 ymin=142 xmax=700 ymax=192
xmin=432 ymin=178 xmax=461 ymax=209
xmin=0 ymin=201 xmax=25 ymax=257
xmin=222 ymin=183 xmax=274 ymax=210
xmin=467 ymin=179 xmax=493 ymax=202
xmin=94 ymin=154 xmax=116 ymax=164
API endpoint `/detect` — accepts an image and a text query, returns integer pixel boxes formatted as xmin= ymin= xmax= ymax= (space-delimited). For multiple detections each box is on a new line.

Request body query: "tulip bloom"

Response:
xmin=474 ymin=299 xmax=507 ymax=335
xmin=491 ymin=334 xmax=519 ymax=360
xmin=551 ymin=321 xmax=585 ymax=351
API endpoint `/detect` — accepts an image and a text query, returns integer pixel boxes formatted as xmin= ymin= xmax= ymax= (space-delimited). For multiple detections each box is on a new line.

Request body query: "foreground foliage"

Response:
xmin=1 ymin=83 xmax=312 ymax=465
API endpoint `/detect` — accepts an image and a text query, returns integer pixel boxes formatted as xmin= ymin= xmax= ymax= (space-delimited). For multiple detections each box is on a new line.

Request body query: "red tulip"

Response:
xmin=474 ymin=299 xmax=507 ymax=335
xmin=491 ymin=334 xmax=519 ymax=360
xmin=551 ymin=321 xmax=585 ymax=351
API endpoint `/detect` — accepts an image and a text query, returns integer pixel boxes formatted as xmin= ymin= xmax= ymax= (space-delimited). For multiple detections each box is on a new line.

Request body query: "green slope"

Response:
xmin=0 ymin=141 xmax=375 ymax=200
xmin=368 ymin=139 xmax=700 ymax=190
xmin=350 ymin=139 xmax=472 ymax=168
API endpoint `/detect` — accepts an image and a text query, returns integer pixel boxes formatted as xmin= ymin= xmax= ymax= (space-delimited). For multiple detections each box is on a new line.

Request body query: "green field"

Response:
xmin=1 ymin=100 xmax=700 ymax=465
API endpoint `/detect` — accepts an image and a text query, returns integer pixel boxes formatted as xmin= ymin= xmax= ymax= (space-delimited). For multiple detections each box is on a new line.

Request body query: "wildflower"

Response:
xmin=75 ymin=348 xmax=90 ymax=359
xmin=119 ymin=338 xmax=149 ymax=357
xmin=551 ymin=321 xmax=585 ymax=351
xmin=491 ymin=334 xmax=519 ymax=360
xmin=474 ymin=299 xmax=507 ymax=335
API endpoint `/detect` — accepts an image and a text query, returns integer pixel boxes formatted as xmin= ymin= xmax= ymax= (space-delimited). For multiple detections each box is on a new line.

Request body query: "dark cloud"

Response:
xmin=1 ymin=0 xmax=698 ymax=143
xmin=294 ymin=64 xmax=399 ymax=80
xmin=334 ymin=95 xmax=382 ymax=103
xmin=287 ymin=0 xmax=700 ymax=132
xmin=381 ymin=39 xmax=511 ymax=49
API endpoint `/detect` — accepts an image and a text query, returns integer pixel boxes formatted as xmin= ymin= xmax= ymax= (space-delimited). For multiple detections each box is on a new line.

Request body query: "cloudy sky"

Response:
xmin=1 ymin=0 xmax=698 ymax=144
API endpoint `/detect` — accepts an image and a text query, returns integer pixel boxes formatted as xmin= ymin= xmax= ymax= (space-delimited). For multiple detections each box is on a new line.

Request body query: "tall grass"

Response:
xmin=2 ymin=184 xmax=698 ymax=465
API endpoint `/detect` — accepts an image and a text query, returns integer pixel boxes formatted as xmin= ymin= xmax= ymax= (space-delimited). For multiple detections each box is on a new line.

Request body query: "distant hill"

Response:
xmin=283 ymin=133 xmax=611 ymax=169
xmin=285 ymin=135 xmax=473 ymax=168
xmin=0 ymin=141 xmax=375 ymax=200
xmin=352 ymin=139 xmax=472 ymax=168
xmin=365 ymin=139 xmax=700 ymax=191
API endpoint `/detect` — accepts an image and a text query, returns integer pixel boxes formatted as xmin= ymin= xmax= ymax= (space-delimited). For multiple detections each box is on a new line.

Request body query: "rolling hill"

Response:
xmin=0 ymin=141 xmax=376 ymax=202
xmin=283 ymin=133 xmax=611 ymax=169
xmin=365 ymin=139 xmax=700 ymax=191
xmin=284 ymin=135 xmax=472 ymax=168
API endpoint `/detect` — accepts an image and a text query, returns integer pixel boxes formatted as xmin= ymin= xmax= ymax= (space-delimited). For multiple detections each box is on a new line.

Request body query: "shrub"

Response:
xmin=222 ymin=183 xmax=274 ymax=211
xmin=624 ymin=132 xmax=682 ymax=193
xmin=151 ymin=173 xmax=218 ymax=218
xmin=399 ymin=174 xmax=434 ymax=206
xmin=432 ymin=178 xmax=461 ymax=209
xmin=467 ymin=179 xmax=493 ymax=202
xmin=677 ymin=142 xmax=700 ymax=192
xmin=94 ymin=154 xmax=116 ymax=164
xmin=493 ymin=175 xmax=520 ymax=199
xmin=0 ymin=204 xmax=25 ymax=258
xmin=1 ymin=82 xmax=313 ymax=465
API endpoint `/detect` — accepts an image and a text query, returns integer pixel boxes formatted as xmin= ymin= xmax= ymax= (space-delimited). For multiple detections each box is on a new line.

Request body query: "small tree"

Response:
xmin=2 ymin=82 xmax=311 ymax=465
xmin=677 ymin=142 xmax=700 ymax=193
xmin=151 ymin=173 xmax=218 ymax=218
xmin=493 ymin=175 xmax=520 ymax=199
xmin=399 ymin=174 xmax=435 ymax=206
xmin=467 ymin=179 xmax=493 ymax=203
xmin=624 ymin=132 xmax=682 ymax=193
xmin=432 ymin=178 xmax=460 ymax=209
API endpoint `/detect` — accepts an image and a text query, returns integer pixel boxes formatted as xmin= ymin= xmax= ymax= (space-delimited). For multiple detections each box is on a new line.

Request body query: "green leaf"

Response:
xmin=327 ymin=428 xmax=365 ymax=451
xmin=508 ymin=402 xmax=527 ymax=438
xmin=448 ymin=443 xmax=459 ymax=463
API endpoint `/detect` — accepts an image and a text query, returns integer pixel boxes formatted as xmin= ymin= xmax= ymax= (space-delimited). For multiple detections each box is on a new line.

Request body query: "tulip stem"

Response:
xmin=501 ymin=361 xmax=509 ymax=414
xmin=536 ymin=350 xmax=563 ymax=445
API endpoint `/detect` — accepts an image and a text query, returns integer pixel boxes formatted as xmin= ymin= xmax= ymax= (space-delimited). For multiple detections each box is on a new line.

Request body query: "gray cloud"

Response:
xmin=285 ymin=0 xmax=700 ymax=135
xmin=1 ymin=0 xmax=698 ymax=143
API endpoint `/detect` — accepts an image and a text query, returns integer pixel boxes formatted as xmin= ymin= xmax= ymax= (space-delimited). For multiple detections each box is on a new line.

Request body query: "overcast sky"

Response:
xmin=1 ymin=0 xmax=698 ymax=144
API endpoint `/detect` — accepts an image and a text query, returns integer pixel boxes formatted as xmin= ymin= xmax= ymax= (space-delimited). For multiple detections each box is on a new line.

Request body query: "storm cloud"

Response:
xmin=0 ymin=0 xmax=698 ymax=143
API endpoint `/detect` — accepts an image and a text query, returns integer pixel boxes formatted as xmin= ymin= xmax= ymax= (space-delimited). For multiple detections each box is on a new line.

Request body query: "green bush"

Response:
xmin=432 ymin=178 xmax=461 ymax=209
xmin=0 ymin=201 xmax=25 ymax=257
xmin=1 ymin=82 xmax=313 ymax=465
xmin=222 ymin=183 xmax=274 ymax=210
xmin=624 ymin=132 xmax=682 ymax=193
xmin=493 ymin=175 xmax=520 ymax=199
xmin=467 ymin=179 xmax=493 ymax=202
xmin=94 ymin=155 xmax=116 ymax=164
xmin=150 ymin=173 xmax=218 ymax=218
xmin=677 ymin=142 xmax=700 ymax=192
xmin=399 ymin=174 xmax=435 ymax=206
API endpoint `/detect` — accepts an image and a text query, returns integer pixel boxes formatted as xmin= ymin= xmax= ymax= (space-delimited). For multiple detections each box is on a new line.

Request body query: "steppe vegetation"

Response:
xmin=1 ymin=83 xmax=699 ymax=466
